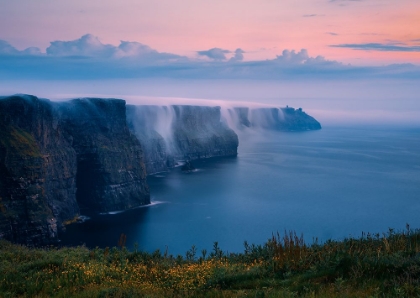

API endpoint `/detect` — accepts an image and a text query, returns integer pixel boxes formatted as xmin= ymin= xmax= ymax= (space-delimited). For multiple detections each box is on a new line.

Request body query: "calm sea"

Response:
xmin=60 ymin=126 xmax=420 ymax=255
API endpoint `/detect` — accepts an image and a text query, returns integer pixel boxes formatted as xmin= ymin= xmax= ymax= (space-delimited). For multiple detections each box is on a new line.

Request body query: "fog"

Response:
xmin=1 ymin=78 xmax=419 ymax=127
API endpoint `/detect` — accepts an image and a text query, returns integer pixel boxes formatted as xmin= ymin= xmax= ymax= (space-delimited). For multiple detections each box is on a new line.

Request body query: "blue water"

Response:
xmin=60 ymin=126 xmax=420 ymax=255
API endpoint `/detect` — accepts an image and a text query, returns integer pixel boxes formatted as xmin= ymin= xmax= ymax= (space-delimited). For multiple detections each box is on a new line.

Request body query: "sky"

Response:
xmin=0 ymin=0 xmax=419 ymax=125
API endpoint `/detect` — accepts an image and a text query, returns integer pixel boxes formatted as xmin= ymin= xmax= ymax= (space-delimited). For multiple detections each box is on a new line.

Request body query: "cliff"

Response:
xmin=127 ymin=105 xmax=239 ymax=174
xmin=172 ymin=105 xmax=239 ymax=160
xmin=232 ymin=106 xmax=321 ymax=131
xmin=0 ymin=95 xmax=150 ymax=246
xmin=126 ymin=105 xmax=175 ymax=175
xmin=57 ymin=98 xmax=149 ymax=212
xmin=127 ymin=104 xmax=321 ymax=175
xmin=0 ymin=94 xmax=321 ymax=245
xmin=0 ymin=95 xmax=77 ymax=245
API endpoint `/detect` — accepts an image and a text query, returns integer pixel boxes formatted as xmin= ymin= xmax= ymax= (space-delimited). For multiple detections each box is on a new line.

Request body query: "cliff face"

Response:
xmin=127 ymin=104 xmax=321 ymax=175
xmin=231 ymin=107 xmax=321 ymax=131
xmin=0 ymin=95 xmax=77 ymax=245
xmin=126 ymin=105 xmax=174 ymax=175
xmin=127 ymin=105 xmax=239 ymax=174
xmin=172 ymin=105 xmax=238 ymax=160
xmin=57 ymin=98 xmax=149 ymax=212
xmin=0 ymin=95 xmax=150 ymax=245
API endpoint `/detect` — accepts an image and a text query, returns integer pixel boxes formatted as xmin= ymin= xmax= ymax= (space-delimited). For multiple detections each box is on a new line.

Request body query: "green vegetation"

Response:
xmin=1 ymin=227 xmax=420 ymax=297
xmin=0 ymin=125 xmax=41 ymax=158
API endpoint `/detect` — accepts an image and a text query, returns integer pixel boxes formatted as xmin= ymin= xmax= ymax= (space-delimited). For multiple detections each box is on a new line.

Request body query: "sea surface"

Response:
xmin=60 ymin=126 xmax=420 ymax=255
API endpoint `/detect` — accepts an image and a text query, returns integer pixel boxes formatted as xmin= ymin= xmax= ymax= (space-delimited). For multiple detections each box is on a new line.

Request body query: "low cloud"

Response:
xmin=47 ymin=34 xmax=114 ymax=57
xmin=330 ymin=42 xmax=420 ymax=52
xmin=230 ymin=48 xmax=245 ymax=62
xmin=46 ymin=34 xmax=184 ymax=62
xmin=274 ymin=49 xmax=339 ymax=67
xmin=197 ymin=48 xmax=231 ymax=60
xmin=0 ymin=35 xmax=419 ymax=81
xmin=0 ymin=40 xmax=42 ymax=56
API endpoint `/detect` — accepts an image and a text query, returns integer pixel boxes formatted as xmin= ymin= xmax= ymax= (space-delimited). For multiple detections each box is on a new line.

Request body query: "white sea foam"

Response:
xmin=100 ymin=201 xmax=166 ymax=215
xmin=76 ymin=215 xmax=90 ymax=222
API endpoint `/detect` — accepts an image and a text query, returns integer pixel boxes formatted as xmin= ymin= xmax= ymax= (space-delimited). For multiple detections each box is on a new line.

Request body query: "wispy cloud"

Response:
xmin=326 ymin=32 xmax=339 ymax=36
xmin=197 ymin=48 xmax=231 ymax=60
xmin=329 ymin=0 xmax=364 ymax=6
xmin=330 ymin=42 xmax=420 ymax=52
xmin=359 ymin=33 xmax=387 ymax=36
xmin=329 ymin=0 xmax=364 ymax=2
xmin=303 ymin=13 xmax=325 ymax=17
xmin=0 ymin=40 xmax=41 ymax=56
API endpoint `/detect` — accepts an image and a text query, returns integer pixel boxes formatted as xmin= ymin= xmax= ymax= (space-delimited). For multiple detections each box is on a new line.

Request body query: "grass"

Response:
xmin=1 ymin=226 xmax=420 ymax=297
xmin=0 ymin=125 xmax=41 ymax=158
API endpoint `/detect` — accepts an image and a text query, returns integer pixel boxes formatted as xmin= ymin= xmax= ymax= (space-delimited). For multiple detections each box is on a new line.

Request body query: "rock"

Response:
xmin=127 ymin=105 xmax=239 ymax=175
xmin=0 ymin=95 xmax=77 ymax=246
xmin=0 ymin=95 xmax=150 ymax=245
xmin=229 ymin=106 xmax=321 ymax=131
xmin=181 ymin=161 xmax=196 ymax=173
xmin=56 ymin=98 xmax=150 ymax=213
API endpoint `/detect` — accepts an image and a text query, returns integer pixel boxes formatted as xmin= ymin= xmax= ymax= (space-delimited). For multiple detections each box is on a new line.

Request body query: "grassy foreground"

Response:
xmin=1 ymin=227 xmax=420 ymax=297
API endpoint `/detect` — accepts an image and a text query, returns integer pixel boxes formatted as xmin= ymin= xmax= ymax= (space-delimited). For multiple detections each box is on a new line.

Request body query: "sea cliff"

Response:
xmin=0 ymin=94 xmax=321 ymax=245
xmin=126 ymin=105 xmax=239 ymax=174
xmin=0 ymin=95 xmax=150 ymax=245
xmin=228 ymin=106 xmax=321 ymax=131
xmin=127 ymin=104 xmax=320 ymax=174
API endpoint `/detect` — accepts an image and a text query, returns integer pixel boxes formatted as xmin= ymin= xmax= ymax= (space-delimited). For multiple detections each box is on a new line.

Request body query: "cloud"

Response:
xmin=46 ymin=34 xmax=114 ymax=57
xmin=0 ymin=40 xmax=42 ymax=56
xmin=275 ymin=49 xmax=310 ymax=64
xmin=326 ymin=32 xmax=338 ymax=36
xmin=46 ymin=34 xmax=185 ymax=62
xmin=0 ymin=35 xmax=419 ymax=81
xmin=229 ymin=48 xmax=245 ymax=62
xmin=330 ymin=42 xmax=420 ymax=52
xmin=329 ymin=0 xmax=364 ymax=2
xmin=197 ymin=48 xmax=230 ymax=60
xmin=274 ymin=49 xmax=338 ymax=66
xmin=329 ymin=0 xmax=364 ymax=6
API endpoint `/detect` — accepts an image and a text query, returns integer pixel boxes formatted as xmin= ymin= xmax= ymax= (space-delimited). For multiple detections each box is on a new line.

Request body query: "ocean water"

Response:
xmin=60 ymin=126 xmax=420 ymax=255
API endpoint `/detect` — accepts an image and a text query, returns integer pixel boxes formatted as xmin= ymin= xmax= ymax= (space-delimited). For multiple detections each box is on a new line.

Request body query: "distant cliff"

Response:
xmin=127 ymin=105 xmax=239 ymax=174
xmin=228 ymin=106 xmax=321 ymax=131
xmin=0 ymin=95 xmax=150 ymax=246
xmin=127 ymin=104 xmax=320 ymax=174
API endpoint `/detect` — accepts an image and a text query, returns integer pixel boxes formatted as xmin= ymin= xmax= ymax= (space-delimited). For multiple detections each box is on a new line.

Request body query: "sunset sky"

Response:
xmin=1 ymin=0 xmax=419 ymax=124
xmin=1 ymin=0 xmax=420 ymax=64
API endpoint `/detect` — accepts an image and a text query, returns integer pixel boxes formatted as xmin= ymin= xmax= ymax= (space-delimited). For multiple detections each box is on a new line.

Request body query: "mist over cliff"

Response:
xmin=126 ymin=103 xmax=320 ymax=174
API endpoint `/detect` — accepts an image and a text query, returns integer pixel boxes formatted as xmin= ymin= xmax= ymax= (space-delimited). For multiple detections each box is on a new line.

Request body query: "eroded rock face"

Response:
xmin=0 ymin=95 xmax=150 ymax=245
xmin=233 ymin=107 xmax=322 ymax=131
xmin=0 ymin=95 xmax=77 ymax=245
xmin=126 ymin=105 xmax=174 ymax=175
xmin=57 ymin=98 xmax=149 ymax=213
xmin=172 ymin=105 xmax=239 ymax=160
xmin=127 ymin=105 xmax=239 ymax=175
